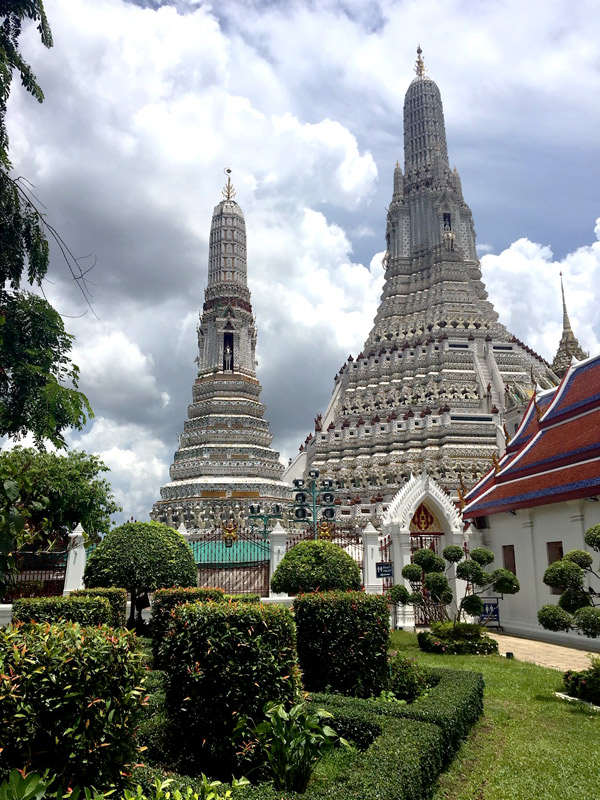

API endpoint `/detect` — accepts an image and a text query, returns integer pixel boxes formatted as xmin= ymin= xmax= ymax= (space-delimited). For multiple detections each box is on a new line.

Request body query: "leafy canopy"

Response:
xmin=270 ymin=539 xmax=362 ymax=594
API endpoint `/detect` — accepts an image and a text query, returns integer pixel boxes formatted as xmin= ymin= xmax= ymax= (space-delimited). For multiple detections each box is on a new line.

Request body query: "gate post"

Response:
xmin=390 ymin=524 xmax=416 ymax=630
xmin=63 ymin=523 xmax=86 ymax=595
xmin=362 ymin=522 xmax=383 ymax=594
xmin=268 ymin=522 xmax=289 ymax=598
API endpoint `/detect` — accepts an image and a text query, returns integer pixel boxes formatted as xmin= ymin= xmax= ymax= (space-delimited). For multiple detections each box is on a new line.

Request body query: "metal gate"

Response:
xmin=2 ymin=548 xmax=68 ymax=602
xmin=409 ymin=532 xmax=445 ymax=625
xmin=379 ymin=533 xmax=394 ymax=592
xmin=191 ymin=527 xmax=271 ymax=596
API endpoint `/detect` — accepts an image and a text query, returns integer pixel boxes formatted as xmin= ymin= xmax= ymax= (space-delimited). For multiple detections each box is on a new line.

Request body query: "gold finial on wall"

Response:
xmin=222 ymin=167 xmax=236 ymax=200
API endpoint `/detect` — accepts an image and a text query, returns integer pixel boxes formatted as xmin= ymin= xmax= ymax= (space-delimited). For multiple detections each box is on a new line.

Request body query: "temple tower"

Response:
xmin=285 ymin=49 xmax=557 ymax=524
xmin=152 ymin=172 xmax=288 ymax=529
xmin=551 ymin=273 xmax=588 ymax=378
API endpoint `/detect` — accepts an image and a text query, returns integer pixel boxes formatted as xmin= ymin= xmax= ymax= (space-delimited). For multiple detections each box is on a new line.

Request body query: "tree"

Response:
xmin=0 ymin=1 xmax=92 ymax=448
xmin=0 ymin=446 xmax=120 ymax=541
xmin=396 ymin=545 xmax=520 ymax=624
xmin=538 ymin=525 xmax=600 ymax=638
xmin=84 ymin=522 xmax=198 ymax=627
xmin=270 ymin=539 xmax=362 ymax=595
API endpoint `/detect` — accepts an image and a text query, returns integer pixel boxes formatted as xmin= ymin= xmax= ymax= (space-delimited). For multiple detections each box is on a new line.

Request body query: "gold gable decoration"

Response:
xmin=410 ymin=502 xmax=443 ymax=533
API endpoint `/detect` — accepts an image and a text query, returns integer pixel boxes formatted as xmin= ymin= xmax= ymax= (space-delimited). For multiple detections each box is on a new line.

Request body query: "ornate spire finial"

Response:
xmin=415 ymin=45 xmax=426 ymax=77
xmin=222 ymin=167 xmax=236 ymax=201
xmin=559 ymin=271 xmax=572 ymax=332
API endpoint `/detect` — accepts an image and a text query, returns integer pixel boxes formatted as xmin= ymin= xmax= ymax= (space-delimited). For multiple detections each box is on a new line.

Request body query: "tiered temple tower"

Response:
xmin=285 ymin=49 xmax=558 ymax=521
xmin=152 ymin=172 xmax=288 ymax=528
xmin=551 ymin=273 xmax=587 ymax=378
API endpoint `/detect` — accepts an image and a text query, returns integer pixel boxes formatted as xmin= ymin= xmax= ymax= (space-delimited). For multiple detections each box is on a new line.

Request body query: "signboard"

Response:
xmin=376 ymin=562 xmax=394 ymax=579
xmin=479 ymin=598 xmax=502 ymax=629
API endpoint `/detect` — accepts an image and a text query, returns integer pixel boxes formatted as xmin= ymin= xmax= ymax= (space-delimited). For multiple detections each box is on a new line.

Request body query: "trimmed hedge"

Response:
xmin=71 ymin=587 xmax=127 ymax=627
xmin=132 ymin=669 xmax=483 ymax=800
xmin=151 ymin=587 xmax=226 ymax=665
xmin=161 ymin=600 xmax=302 ymax=777
xmin=271 ymin=540 xmax=362 ymax=594
xmin=417 ymin=622 xmax=498 ymax=655
xmin=0 ymin=621 xmax=146 ymax=786
xmin=312 ymin=667 xmax=484 ymax=767
xmin=12 ymin=595 xmax=111 ymax=626
xmin=294 ymin=591 xmax=390 ymax=697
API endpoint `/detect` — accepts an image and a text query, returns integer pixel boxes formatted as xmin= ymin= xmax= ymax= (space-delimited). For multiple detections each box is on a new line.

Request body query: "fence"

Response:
xmin=2 ymin=548 xmax=68 ymax=602
xmin=191 ymin=527 xmax=271 ymax=596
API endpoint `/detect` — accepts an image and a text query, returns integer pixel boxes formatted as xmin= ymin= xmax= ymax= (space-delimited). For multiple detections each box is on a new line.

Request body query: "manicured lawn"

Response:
xmin=390 ymin=631 xmax=600 ymax=800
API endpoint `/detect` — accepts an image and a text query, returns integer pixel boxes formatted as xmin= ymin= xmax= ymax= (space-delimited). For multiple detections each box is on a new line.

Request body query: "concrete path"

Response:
xmin=488 ymin=632 xmax=596 ymax=672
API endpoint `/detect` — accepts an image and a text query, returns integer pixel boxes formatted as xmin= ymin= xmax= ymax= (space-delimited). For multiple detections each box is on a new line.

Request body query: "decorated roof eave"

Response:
xmin=463 ymin=478 xmax=600 ymax=519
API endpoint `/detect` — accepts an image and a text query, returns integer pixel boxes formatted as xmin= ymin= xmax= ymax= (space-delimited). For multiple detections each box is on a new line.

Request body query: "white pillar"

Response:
xmin=362 ymin=522 xmax=384 ymax=594
xmin=269 ymin=522 xmax=289 ymax=598
xmin=391 ymin=525 xmax=416 ymax=629
xmin=63 ymin=523 xmax=86 ymax=595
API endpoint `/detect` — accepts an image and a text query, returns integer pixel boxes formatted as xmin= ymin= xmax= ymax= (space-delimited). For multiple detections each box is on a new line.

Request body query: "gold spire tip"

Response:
xmin=415 ymin=45 xmax=426 ymax=77
xmin=222 ymin=167 xmax=236 ymax=201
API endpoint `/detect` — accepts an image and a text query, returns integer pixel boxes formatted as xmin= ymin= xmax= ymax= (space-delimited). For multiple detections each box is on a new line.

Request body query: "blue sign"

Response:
xmin=376 ymin=562 xmax=394 ymax=578
xmin=480 ymin=600 xmax=500 ymax=624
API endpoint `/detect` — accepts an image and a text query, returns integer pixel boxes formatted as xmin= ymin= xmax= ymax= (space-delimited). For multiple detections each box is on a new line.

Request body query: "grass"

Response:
xmin=390 ymin=630 xmax=600 ymax=800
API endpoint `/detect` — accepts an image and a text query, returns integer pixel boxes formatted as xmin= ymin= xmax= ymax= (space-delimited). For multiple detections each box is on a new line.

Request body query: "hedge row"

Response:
xmin=12 ymin=595 xmax=111 ymax=626
xmin=294 ymin=591 xmax=390 ymax=697
xmin=71 ymin=588 xmax=128 ymax=627
xmin=312 ymin=667 xmax=484 ymax=766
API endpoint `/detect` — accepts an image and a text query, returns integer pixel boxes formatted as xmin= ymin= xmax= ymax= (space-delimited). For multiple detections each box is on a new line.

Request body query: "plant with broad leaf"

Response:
xmin=389 ymin=545 xmax=519 ymax=624
xmin=538 ymin=525 xmax=600 ymax=638
xmin=235 ymin=701 xmax=351 ymax=793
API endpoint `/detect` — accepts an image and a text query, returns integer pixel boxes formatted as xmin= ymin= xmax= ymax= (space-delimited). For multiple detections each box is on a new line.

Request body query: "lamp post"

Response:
xmin=248 ymin=502 xmax=284 ymax=538
xmin=293 ymin=469 xmax=336 ymax=539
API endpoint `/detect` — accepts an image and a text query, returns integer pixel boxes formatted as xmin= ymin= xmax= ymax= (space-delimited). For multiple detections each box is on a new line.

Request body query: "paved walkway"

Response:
xmin=488 ymin=632 xmax=597 ymax=671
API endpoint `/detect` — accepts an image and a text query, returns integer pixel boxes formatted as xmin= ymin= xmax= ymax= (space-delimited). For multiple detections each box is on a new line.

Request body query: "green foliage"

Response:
xmin=151 ymin=587 xmax=226 ymax=666
xmin=412 ymin=548 xmax=445 ymax=573
xmin=161 ymin=601 xmax=302 ymax=777
xmin=537 ymin=604 xmax=573 ymax=632
xmin=85 ymin=522 xmax=197 ymax=625
xmin=584 ymin=524 xmax=600 ymax=551
xmin=572 ymin=606 xmax=600 ymax=638
xmin=442 ymin=545 xmax=464 ymax=563
xmin=461 ymin=593 xmax=484 ymax=617
xmin=563 ymin=656 xmax=600 ymax=706
xmin=0 ymin=621 xmax=146 ymax=786
xmin=0 ymin=769 xmax=49 ymax=800
xmin=455 ymin=559 xmax=487 ymax=585
xmin=564 ymin=549 xmax=594 ymax=569
xmin=236 ymin=701 xmax=349 ymax=793
xmin=417 ymin=621 xmax=498 ymax=655
xmin=469 ymin=547 xmax=495 ymax=566
xmin=422 ymin=572 xmax=452 ymax=603
xmin=543 ymin=559 xmax=584 ymax=591
xmin=558 ymin=587 xmax=592 ymax=614
xmin=401 ymin=563 xmax=423 ymax=583
xmin=12 ymin=595 xmax=111 ymax=625
xmin=387 ymin=652 xmax=433 ymax=703
xmin=490 ymin=567 xmax=520 ymax=594
xmin=294 ymin=591 xmax=390 ymax=697
xmin=71 ymin=588 xmax=127 ymax=627
xmin=270 ymin=539 xmax=361 ymax=594
xmin=386 ymin=583 xmax=410 ymax=606
xmin=0 ymin=447 xmax=119 ymax=541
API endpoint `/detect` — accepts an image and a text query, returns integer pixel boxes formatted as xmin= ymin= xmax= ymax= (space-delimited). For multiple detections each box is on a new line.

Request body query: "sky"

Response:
xmin=4 ymin=0 xmax=600 ymax=523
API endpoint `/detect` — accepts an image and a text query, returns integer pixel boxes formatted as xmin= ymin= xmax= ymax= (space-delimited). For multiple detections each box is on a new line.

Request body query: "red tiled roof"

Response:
xmin=463 ymin=353 xmax=600 ymax=518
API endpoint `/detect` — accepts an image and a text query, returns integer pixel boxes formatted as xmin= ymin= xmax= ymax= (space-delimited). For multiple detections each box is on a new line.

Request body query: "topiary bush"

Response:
xmin=270 ymin=539 xmax=361 ymax=594
xmin=294 ymin=590 xmax=390 ymax=697
xmin=562 ymin=656 xmax=600 ymax=706
xmin=70 ymin=587 xmax=127 ymax=627
xmin=417 ymin=621 xmax=498 ymax=655
xmin=12 ymin=595 xmax=111 ymax=626
xmin=161 ymin=600 xmax=302 ymax=778
xmin=0 ymin=620 xmax=146 ymax=787
xmin=539 ymin=525 xmax=600 ymax=638
xmin=151 ymin=587 xmax=227 ymax=666
xmin=84 ymin=521 xmax=197 ymax=627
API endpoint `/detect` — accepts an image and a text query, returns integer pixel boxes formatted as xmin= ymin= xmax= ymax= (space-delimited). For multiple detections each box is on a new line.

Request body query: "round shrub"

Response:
xmin=543 ymin=559 xmax=584 ymax=591
xmin=387 ymin=652 xmax=432 ymax=702
xmin=573 ymin=606 xmax=600 ymax=638
xmin=537 ymin=604 xmax=573 ymax=632
xmin=270 ymin=539 xmax=361 ymax=594
xmin=490 ymin=568 xmax=520 ymax=595
xmin=461 ymin=593 xmax=484 ymax=617
xmin=387 ymin=584 xmax=410 ymax=606
xmin=584 ymin=524 xmax=600 ymax=551
xmin=442 ymin=545 xmax=464 ymax=563
xmin=456 ymin=559 xmax=487 ymax=586
xmin=469 ymin=547 xmax=495 ymax=567
xmin=423 ymin=572 xmax=453 ymax=604
xmin=401 ymin=563 xmax=423 ymax=583
xmin=412 ymin=548 xmax=445 ymax=573
xmin=0 ymin=621 xmax=145 ymax=787
xmin=564 ymin=549 xmax=594 ymax=569
xmin=558 ymin=587 xmax=592 ymax=614
xmin=84 ymin=521 xmax=197 ymax=625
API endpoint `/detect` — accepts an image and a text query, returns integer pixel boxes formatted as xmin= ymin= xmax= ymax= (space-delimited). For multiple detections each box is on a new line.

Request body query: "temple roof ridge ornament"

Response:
xmin=222 ymin=167 xmax=236 ymax=201
xmin=551 ymin=271 xmax=588 ymax=378
xmin=415 ymin=45 xmax=427 ymax=77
